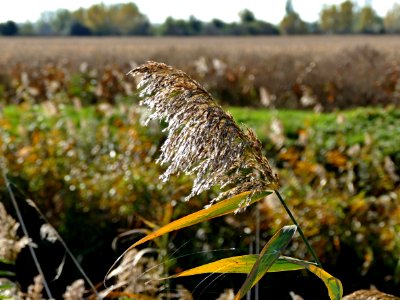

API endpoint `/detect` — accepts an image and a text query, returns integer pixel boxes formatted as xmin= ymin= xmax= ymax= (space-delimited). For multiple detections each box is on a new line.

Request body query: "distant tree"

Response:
xmin=159 ymin=17 xmax=191 ymax=35
xmin=187 ymin=15 xmax=203 ymax=35
xmin=0 ymin=21 xmax=18 ymax=36
xmin=384 ymin=3 xmax=400 ymax=33
xmin=239 ymin=9 xmax=256 ymax=23
xmin=212 ymin=18 xmax=226 ymax=30
xmin=72 ymin=8 xmax=86 ymax=26
xmin=307 ymin=21 xmax=322 ymax=34
xmin=109 ymin=3 xmax=150 ymax=35
xmin=70 ymin=21 xmax=92 ymax=36
xmin=319 ymin=1 xmax=383 ymax=34
xmin=37 ymin=23 xmax=53 ymax=35
xmin=320 ymin=1 xmax=356 ymax=34
xmin=338 ymin=1 xmax=354 ymax=33
xmin=70 ymin=3 xmax=150 ymax=35
xmin=203 ymin=18 xmax=227 ymax=35
xmin=36 ymin=11 xmax=54 ymax=35
xmin=228 ymin=22 xmax=246 ymax=35
xmin=129 ymin=19 xmax=151 ymax=35
xmin=51 ymin=9 xmax=74 ymax=35
xmin=36 ymin=11 xmax=75 ymax=35
xmin=285 ymin=0 xmax=295 ymax=14
xmin=85 ymin=3 xmax=112 ymax=35
xmin=234 ymin=9 xmax=277 ymax=35
xmin=356 ymin=5 xmax=383 ymax=33
xmin=320 ymin=4 xmax=340 ymax=33
xmin=280 ymin=0 xmax=308 ymax=34
xmin=251 ymin=21 xmax=279 ymax=35
xmin=18 ymin=22 xmax=35 ymax=35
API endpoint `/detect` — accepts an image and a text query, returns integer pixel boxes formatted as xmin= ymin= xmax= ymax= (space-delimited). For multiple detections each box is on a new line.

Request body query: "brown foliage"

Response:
xmin=1 ymin=37 xmax=400 ymax=110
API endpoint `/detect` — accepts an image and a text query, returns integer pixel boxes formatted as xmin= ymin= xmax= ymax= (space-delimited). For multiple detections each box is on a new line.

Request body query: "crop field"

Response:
xmin=1 ymin=36 xmax=400 ymax=109
xmin=0 ymin=36 xmax=399 ymax=299
xmin=2 ymin=36 xmax=400 ymax=59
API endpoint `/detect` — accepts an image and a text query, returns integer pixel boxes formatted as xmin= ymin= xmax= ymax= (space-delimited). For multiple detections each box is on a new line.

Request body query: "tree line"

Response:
xmin=1 ymin=0 xmax=400 ymax=36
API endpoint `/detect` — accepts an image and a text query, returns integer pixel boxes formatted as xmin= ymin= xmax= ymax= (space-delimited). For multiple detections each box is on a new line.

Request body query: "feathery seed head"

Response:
xmin=129 ymin=62 xmax=279 ymax=210
xmin=0 ymin=202 xmax=29 ymax=262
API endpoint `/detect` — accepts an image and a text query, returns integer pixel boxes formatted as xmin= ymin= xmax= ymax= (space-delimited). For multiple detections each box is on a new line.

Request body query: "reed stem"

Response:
xmin=274 ymin=190 xmax=321 ymax=267
xmin=1 ymin=162 xmax=54 ymax=299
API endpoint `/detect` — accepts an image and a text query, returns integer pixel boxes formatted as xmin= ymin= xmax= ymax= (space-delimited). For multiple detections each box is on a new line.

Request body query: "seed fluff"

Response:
xmin=128 ymin=61 xmax=279 ymax=210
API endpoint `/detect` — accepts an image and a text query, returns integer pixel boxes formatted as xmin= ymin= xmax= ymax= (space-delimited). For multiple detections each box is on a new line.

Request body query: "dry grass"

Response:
xmin=1 ymin=36 xmax=400 ymax=63
xmin=130 ymin=61 xmax=279 ymax=209
xmin=1 ymin=36 xmax=400 ymax=110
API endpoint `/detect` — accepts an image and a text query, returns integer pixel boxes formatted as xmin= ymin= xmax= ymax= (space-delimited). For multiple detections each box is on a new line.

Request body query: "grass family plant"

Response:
xmin=113 ymin=61 xmax=343 ymax=299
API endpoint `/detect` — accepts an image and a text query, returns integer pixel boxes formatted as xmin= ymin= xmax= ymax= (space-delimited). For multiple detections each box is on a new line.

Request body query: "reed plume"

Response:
xmin=0 ymin=202 xmax=29 ymax=262
xmin=63 ymin=279 xmax=85 ymax=300
xmin=26 ymin=275 xmax=44 ymax=300
xmin=129 ymin=62 xmax=279 ymax=209
xmin=342 ymin=289 xmax=399 ymax=300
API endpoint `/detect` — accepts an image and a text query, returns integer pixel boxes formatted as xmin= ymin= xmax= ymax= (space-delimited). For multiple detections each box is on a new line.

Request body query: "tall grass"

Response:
xmin=116 ymin=61 xmax=342 ymax=299
xmin=1 ymin=60 xmax=399 ymax=298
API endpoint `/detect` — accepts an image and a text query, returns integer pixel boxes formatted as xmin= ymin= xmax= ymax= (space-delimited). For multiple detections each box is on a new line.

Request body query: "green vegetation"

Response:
xmin=0 ymin=36 xmax=399 ymax=299
xmin=229 ymin=107 xmax=400 ymax=158
xmin=228 ymin=107 xmax=335 ymax=136
xmin=0 ymin=101 xmax=399 ymax=298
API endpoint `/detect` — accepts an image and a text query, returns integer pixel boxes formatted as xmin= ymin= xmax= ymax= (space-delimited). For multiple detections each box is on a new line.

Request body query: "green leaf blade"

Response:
xmin=235 ymin=225 xmax=297 ymax=300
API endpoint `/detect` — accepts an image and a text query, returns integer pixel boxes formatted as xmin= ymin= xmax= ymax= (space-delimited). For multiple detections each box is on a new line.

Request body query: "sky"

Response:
xmin=0 ymin=0 xmax=399 ymax=25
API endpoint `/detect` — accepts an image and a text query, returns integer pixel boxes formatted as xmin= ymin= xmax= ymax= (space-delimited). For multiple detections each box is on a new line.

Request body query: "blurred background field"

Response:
xmin=0 ymin=3 xmax=400 ymax=299
xmin=1 ymin=36 xmax=400 ymax=110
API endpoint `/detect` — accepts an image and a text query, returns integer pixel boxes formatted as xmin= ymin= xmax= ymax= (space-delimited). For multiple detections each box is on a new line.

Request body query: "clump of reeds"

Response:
xmin=106 ymin=248 xmax=162 ymax=296
xmin=26 ymin=275 xmax=44 ymax=300
xmin=129 ymin=62 xmax=279 ymax=209
xmin=342 ymin=289 xmax=399 ymax=300
xmin=0 ymin=202 xmax=29 ymax=262
xmin=63 ymin=279 xmax=85 ymax=300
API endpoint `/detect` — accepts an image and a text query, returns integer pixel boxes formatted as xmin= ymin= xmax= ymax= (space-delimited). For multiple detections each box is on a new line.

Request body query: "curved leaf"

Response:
xmin=107 ymin=191 xmax=270 ymax=284
xmin=168 ymin=255 xmax=342 ymax=300
xmin=235 ymin=225 xmax=297 ymax=300
xmin=127 ymin=191 xmax=270 ymax=250
xmin=168 ymin=255 xmax=304 ymax=277
xmin=282 ymin=256 xmax=343 ymax=300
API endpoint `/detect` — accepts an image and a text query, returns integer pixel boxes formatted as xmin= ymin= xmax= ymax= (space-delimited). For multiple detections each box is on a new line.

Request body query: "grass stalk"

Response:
xmin=1 ymin=161 xmax=54 ymax=299
xmin=274 ymin=190 xmax=321 ymax=267
xmin=255 ymin=203 xmax=260 ymax=300
xmin=5 ymin=177 xmax=100 ymax=298
xmin=24 ymin=198 xmax=100 ymax=298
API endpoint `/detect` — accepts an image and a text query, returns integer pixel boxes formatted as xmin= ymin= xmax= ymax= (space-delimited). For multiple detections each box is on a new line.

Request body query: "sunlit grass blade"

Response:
xmin=282 ymin=256 xmax=343 ymax=300
xmin=235 ymin=225 xmax=297 ymax=300
xmin=105 ymin=191 xmax=271 ymax=284
xmin=167 ymin=255 xmax=304 ymax=277
xmin=127 ymin=191 xmax=270 ymax=250
xmin=166 ymin=254 xmax=341 ymax=300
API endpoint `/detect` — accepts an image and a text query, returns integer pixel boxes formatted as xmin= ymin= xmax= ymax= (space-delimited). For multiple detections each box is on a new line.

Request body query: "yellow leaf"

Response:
xmin=168 ymin=255 xmax=304 ymax=277
xmin=107 ymin=191 xmax=270 ymax=278
xmin=127 ymin=191 xmax=269 ymax=250
xmin=282 ymin=256 xmax=343 ymax=300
